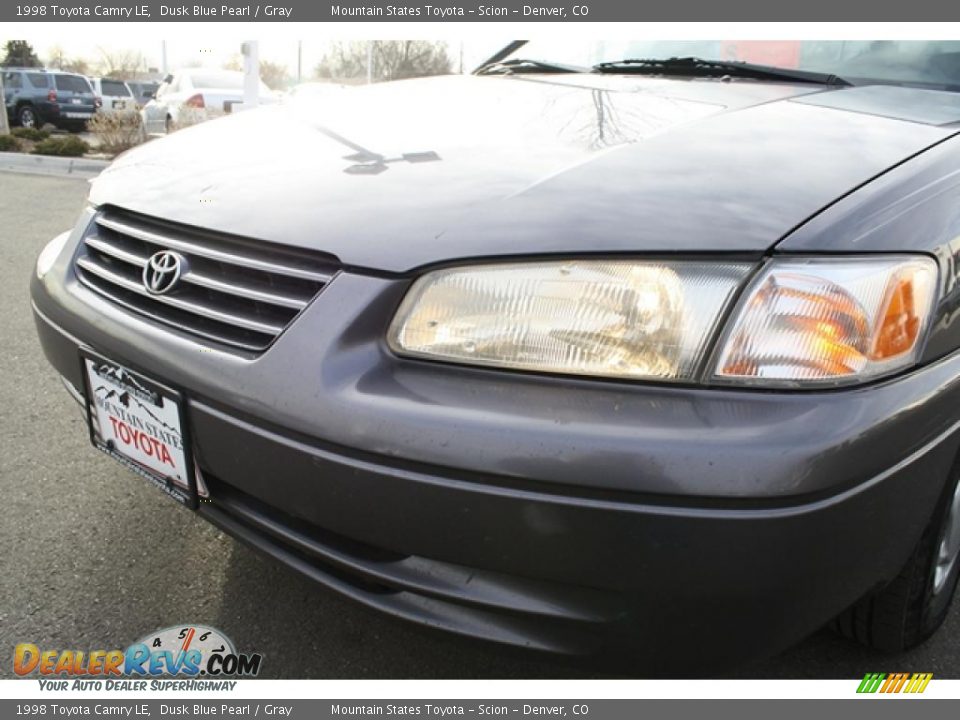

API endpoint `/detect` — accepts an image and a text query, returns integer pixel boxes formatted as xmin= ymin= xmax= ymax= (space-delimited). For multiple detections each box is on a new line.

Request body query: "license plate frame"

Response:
xmin=79 ymin=349 xmax=197 ymax=509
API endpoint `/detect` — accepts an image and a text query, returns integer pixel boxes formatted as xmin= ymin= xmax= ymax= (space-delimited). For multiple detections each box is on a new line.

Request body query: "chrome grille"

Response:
xmin=75 ymin=207 xmax=336 ymax=352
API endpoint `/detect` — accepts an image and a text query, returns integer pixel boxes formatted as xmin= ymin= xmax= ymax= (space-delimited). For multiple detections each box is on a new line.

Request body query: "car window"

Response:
xmin=27 ymin=73 xmax=49 ymax=88
xmin=169 ymin=75 xmax=182 ymax=93
xmin=4 ymin=72 xmax=23 ymax=89
xmin=54 ymin=75 xmax=92 ymax=93
xmin=102 ymin=80 xmax=132 ymax=97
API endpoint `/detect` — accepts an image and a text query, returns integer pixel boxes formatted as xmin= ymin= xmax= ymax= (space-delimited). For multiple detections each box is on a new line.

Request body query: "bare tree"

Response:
xmin=96 ymin=47 xmax=148 ymax=79
xmin=223 ymin=55 xmax=290 ymax=90
xmin=258 ymin=60 xmax=290 ymax=90
xmin=47 ymin=45 xmax=91 ymax=75
xmin=314 ymin=41 xmax=452 ymax=84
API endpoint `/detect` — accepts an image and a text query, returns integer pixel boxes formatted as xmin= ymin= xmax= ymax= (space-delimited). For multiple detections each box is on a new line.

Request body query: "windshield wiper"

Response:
xmin=475 ymin=58 xmax=586 ymax=76
xmin=593 ymin=56 xmax=851 ymax=86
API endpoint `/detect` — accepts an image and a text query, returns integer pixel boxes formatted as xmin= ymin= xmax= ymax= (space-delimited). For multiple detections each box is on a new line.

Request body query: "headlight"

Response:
xmin=713 ymin=256 xmax=938 ymax=386
xmin=388 ymin=260 xmax=751 ymax=381
xmin=35 ymin=231 xmax=71 ymax=279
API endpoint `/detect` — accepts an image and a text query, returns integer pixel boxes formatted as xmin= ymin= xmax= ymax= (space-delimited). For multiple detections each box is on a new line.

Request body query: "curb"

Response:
xmin=0 ymin=151 xmax=110 ymax=179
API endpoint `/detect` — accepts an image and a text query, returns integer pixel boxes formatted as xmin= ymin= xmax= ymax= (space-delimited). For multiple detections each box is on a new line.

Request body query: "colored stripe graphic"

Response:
xmin=857 ymin=672 xmax=932 ymax=694
xmin=857 ymin=673 xmax=885 ymax=693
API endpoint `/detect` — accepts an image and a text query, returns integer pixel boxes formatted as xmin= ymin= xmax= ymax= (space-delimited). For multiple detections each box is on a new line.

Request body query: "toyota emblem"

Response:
xmin=143 ymin=251 xmax=185 ymax=295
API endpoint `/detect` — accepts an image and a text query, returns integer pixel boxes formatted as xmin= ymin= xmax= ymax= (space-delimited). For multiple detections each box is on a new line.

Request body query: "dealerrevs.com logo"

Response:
xmin=14 ymin=625 xmax=263 ymax=690
xmin=856 ymin=673 xmax=934 ymax=694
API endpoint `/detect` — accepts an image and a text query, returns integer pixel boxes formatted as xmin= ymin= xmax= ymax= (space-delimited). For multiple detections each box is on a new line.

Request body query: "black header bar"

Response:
xmin=0 ymin=0 xmax=955 ymax=22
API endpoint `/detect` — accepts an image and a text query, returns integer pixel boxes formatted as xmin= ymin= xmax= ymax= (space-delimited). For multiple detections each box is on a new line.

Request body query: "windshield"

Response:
xmin=497 ymin=40 xmax=960 ymax=89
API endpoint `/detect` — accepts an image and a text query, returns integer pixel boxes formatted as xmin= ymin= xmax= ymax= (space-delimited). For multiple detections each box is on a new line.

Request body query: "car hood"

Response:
xmin=93 ymin=75 xmax=960 ymax=273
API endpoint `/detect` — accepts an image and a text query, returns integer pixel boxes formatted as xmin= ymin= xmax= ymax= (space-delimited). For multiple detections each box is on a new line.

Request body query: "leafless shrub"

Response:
xmin=86 ymin=111 xmax=144 ymax=155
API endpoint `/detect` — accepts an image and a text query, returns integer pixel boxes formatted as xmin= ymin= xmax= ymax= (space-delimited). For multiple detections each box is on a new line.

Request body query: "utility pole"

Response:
xmin=240 ymin=41 xmax=260 ymax=110
xmin=366 ymin=42 xmax=373 ymax=84
xmin=297 ymin=40 xmax=302 ymax=84
xmin=161 ymin=40 xmax=168 ymax=75
xmin=0 ymin=72 xmax=9 ymax=136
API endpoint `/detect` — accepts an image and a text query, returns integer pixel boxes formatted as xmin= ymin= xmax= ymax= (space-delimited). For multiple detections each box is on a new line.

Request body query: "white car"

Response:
xmin=140 ymin=69 xmax=274 ymax=134
xmin=89 ymin=77 xmax=135 ymax=113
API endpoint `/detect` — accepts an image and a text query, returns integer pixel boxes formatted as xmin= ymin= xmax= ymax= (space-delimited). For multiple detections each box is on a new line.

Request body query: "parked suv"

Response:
xmin=89 ymin=77 xmax=135 ymax=114
xmin=2 ymin=68 xmax=98 ymax=131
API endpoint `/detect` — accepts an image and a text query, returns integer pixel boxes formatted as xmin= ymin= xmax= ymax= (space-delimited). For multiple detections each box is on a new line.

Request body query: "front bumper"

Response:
xmin=31 ymin=239 xmax=960 ymax=673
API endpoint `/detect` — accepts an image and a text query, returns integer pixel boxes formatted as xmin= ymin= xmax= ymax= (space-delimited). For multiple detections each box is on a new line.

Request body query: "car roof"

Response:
xmin=179 ymin=68 xmax=243 ymax=78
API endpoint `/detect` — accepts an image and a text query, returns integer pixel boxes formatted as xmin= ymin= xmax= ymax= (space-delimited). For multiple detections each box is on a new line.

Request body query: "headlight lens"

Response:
xmin=714 ymin=256 xmax=938 ymax=385
xmin=388 ymin=260 xmax=751 ymax=380
xmin=35 ymin=231 xmax=71 ymax=279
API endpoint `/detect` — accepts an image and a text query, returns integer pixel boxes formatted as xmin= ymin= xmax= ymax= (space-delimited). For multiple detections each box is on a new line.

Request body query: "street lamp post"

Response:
xmin=0 ymin=72 xmax=10 ymax=135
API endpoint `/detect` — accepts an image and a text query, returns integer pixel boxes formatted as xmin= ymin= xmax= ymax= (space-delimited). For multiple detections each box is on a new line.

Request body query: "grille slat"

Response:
xmin=95 ymin=214 xmax=332 ymax=283
xmin=182 ymin=270 xmax=309 ymax=310
xmin=75 ymin=208 xmax=336 ymax=352
xmin=85 ymin=234 xmax=149 ymax=267
xmin=76 ymin=256 xmax=288 ymax=335
xmin=86 ymin=233 xmax=309 ymax=310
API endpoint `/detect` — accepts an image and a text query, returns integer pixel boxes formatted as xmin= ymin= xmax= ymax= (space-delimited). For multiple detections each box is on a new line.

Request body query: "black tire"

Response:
xmin=17 ymin=104 xmax=39 ymax=128
xmin=832 ymin=457 xmax=960 ymax=651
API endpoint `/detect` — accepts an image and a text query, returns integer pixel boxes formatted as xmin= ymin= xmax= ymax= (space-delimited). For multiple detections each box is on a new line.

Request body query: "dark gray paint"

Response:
xmin=90 ymin=76 xmax=954 ymax=271
xmin=27 ymin=72 xmax=960 ymax=672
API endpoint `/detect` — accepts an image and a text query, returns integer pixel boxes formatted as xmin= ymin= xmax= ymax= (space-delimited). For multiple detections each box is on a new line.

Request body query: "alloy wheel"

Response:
xmin=933 ymin=477 xmax=960 ymax=595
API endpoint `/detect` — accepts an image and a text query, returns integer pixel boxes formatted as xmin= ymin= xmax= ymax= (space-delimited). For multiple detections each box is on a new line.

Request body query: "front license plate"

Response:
xmin=80 ymin=350 xmax=196 ymax=507
xmin=64 ymin=112 xmax=91 ymax=118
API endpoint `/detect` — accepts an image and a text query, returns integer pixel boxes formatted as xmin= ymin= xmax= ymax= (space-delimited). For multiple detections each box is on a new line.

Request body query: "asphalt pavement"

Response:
xmin=1 ymin=171 xmax=958 ymax=679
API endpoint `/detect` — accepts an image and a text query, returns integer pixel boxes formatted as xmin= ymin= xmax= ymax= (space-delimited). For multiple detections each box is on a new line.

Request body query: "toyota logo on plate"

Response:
xmin=143 ymin=251 xmax=185 ymax=295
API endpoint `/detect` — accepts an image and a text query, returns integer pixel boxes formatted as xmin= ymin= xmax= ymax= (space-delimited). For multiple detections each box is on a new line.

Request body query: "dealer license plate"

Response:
xmin=80 ymin=350 xmax=196 ymax=507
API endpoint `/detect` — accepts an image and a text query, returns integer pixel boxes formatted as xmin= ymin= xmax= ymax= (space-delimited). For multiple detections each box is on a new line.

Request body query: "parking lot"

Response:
xmin=2 ymin=170 xmax=958 ymax=679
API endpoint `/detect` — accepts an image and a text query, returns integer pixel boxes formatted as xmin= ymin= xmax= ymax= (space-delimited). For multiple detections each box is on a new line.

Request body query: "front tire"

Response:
xmin=833 ymin=458 xmax=960 ymax=650
xmin=17 ymin=105 xmax=38 ymax=128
